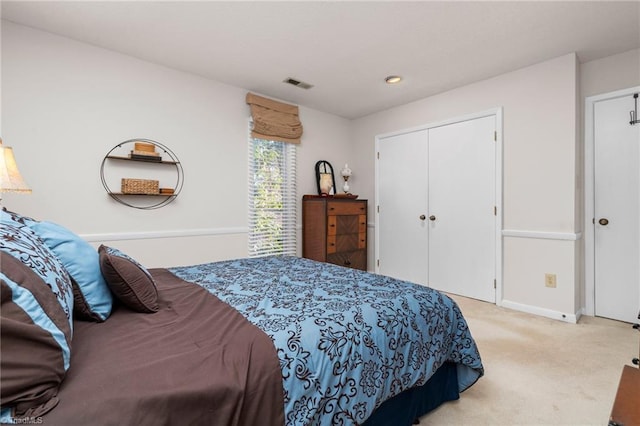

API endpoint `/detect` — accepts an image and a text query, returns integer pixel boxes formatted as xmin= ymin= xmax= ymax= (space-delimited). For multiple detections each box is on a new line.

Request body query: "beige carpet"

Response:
xmin=420 ymin=295 xmax=638 ymax=426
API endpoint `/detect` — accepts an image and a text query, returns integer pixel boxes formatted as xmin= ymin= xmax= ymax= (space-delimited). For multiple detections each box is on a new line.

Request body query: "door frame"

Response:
xmin=374 ymin=107 xmax=503 ymax=305
xmin=584 ymin=86 xmax=640 ymax=317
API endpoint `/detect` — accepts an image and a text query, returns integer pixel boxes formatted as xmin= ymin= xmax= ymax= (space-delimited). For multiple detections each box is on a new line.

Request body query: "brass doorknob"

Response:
xmin=419 ymin=214 xmax=426 ymax=220
xmin=429 ymin=215 xmax=436 ymax=221
xmin=598 ymin=218 xmax=609 ymax=226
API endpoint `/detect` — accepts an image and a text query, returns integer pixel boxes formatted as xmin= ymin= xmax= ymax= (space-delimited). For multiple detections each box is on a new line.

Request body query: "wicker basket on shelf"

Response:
xmin=121 ymin=178 xmax=159 ymax=194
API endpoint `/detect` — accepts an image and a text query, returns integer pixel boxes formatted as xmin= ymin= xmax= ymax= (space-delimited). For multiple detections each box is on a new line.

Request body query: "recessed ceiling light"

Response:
xmin=385 ymin=75 xmax=402 ymax=84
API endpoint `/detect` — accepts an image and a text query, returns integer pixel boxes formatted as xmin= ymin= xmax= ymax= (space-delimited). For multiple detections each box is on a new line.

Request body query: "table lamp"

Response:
xmin=0 ymin=137 xmax=32 ymax=201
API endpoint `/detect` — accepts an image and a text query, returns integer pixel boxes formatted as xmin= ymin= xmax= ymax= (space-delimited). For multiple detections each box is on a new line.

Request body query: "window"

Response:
xmin=248 ymin=137 xmax=297 ymax=257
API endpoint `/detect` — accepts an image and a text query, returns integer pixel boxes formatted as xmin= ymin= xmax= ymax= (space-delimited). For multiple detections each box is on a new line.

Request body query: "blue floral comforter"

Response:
xmin=170 ymin=256 xmax=483 ymax=425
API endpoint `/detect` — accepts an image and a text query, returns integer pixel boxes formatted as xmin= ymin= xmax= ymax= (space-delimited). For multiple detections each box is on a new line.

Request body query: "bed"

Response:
xmin=0 ymin=208 xmax=483 ymax=425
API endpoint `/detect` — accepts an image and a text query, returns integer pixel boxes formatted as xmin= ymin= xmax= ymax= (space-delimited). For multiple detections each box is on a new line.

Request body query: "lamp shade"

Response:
xmin=0 ymin=139 xmax=32 ymax=193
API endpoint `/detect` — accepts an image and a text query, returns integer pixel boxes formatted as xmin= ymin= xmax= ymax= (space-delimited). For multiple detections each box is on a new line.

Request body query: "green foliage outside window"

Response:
xmin=249 ymin=138 xmax=295 ymax=257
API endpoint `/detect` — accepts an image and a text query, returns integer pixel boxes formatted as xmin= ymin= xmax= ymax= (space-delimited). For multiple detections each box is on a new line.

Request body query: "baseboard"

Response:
xmin=501 ymin=299 xmax=578 ymax=324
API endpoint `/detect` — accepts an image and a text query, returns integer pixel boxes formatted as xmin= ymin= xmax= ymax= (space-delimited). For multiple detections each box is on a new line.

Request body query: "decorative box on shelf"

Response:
xmin=134 ymin=142 xmax=156 ymax=152
xmin=129 ymin=152 xmax=162 ymax=162
xmin=128 ymin=141 xmax=162 ymax=162
xmin=121 ymin=178 xmax=159 ymax=195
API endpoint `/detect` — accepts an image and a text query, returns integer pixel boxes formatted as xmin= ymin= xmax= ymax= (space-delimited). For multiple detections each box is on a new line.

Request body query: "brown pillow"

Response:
xmin=1 ymin=209 xmax=75 ymax=419
xmin=98 ymin=245 xmax=159 ymax=313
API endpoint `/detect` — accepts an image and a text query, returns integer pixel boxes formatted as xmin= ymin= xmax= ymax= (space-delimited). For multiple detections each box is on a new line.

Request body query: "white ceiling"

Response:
xmin=2 ymin=1 xmax=639 ymax=119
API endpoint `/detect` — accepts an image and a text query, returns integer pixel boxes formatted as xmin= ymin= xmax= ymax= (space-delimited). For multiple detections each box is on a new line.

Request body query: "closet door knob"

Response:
xmin=429 ymin=215 xmax=436 ymax=221
xmin=419 ymin=215 xmax=426 ymax=221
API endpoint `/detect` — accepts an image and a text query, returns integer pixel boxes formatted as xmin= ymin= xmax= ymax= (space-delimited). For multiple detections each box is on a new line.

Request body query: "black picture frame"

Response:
xmin=315 ymin=160 xmax=336 ymax=196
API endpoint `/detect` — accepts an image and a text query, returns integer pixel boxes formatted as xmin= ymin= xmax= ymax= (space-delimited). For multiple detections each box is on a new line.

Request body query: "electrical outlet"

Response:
xmin=545 ymin=273 xmax=557 ymax=288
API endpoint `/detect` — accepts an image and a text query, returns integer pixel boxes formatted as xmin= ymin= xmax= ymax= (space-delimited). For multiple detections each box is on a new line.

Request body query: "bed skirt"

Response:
xmin=363 ymin=362 xmax=459 ymax=426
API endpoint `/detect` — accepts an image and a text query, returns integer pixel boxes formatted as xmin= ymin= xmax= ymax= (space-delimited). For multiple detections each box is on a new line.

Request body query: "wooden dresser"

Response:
xmin=609 ymin=365 xmax=640 ymax=426
xmin=302 ymin=195 xmax=367 ymax=270
xmin=608 ymin=314 xmax=640 ymax=426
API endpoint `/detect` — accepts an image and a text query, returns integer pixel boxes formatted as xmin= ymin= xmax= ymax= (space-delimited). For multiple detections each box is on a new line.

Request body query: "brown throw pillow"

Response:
xmin=1 ymin=209 xmax=74 ymax=419
xmin=98 ymin=245 xmax=159 ymax=313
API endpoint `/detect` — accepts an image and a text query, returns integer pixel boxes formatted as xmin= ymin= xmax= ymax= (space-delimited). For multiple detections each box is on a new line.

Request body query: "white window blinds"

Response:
xmin=248 ymin=137 xmax=297 ymax=257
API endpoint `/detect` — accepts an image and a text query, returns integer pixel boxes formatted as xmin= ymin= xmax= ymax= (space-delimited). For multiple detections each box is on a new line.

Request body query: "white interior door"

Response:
xmin=594 ymin=95 xmax=640 ymax=324
xmin=377 ymin=130 xmax=428 ymax=285
xmin=427 ymin=116 xmax=496 ymax=302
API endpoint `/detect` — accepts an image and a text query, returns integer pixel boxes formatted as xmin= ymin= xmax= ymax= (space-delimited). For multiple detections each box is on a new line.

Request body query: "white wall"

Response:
xmin=353 ymin=54 xmax=581 ymax=321
xmin=581 ymin=48 xmax=640 ymax=99
xmin=3 ymin=20 xmax=637 ymax=321
xmin=1 ymin=21 xmax=352 ymax=267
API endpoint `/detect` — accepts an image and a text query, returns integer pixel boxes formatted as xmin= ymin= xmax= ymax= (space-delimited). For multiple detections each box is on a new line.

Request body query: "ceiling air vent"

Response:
xmin=283 ymin=77 xmax=314 ymax=90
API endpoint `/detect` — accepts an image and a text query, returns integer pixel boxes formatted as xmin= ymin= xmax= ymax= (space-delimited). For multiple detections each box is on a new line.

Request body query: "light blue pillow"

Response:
xmin=30 ymin=221 xmax=113 ymax=322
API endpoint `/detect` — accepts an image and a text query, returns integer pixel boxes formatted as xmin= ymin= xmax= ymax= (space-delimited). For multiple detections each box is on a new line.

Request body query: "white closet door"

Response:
xmin=427 ymin=116 xmax=496 ymax=302
xmin=594 ymin=95 xmax=640 ymax=324
xmin=377 ymin=130 xmax=429 ymax=285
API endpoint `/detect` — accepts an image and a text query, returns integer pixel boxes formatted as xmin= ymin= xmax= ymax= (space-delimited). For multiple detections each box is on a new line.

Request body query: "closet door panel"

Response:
xmin=427 ymin=116 xmax=496 ymax=303
xmin=377 ymin=130 xmax=429 ymax=286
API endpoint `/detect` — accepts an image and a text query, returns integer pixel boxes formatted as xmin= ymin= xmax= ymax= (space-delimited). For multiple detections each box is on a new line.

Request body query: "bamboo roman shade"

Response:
xmin=246 ymin=93 xmax=303 ymax=144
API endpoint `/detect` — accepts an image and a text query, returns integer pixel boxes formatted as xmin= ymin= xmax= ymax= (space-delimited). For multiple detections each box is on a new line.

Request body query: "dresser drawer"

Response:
xmin=358 ymin=215 xmax=366 ymax=233
xmin=327 ymin=250 xmax=366 ymax=270
xmin=328 ymin=215 xmax=362 ymax=236
xmin=327 ymin=235 xmax=337 ymax=254
xmin=327 ymin=201 xmax=367 ymax=216
xmin=327 ymin=233 xmax=362 ymax=253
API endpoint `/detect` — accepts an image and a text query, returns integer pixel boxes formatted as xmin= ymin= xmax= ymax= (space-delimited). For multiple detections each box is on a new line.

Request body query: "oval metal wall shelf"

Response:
xmin=100 ymin=139 xmax=184 ymax=210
